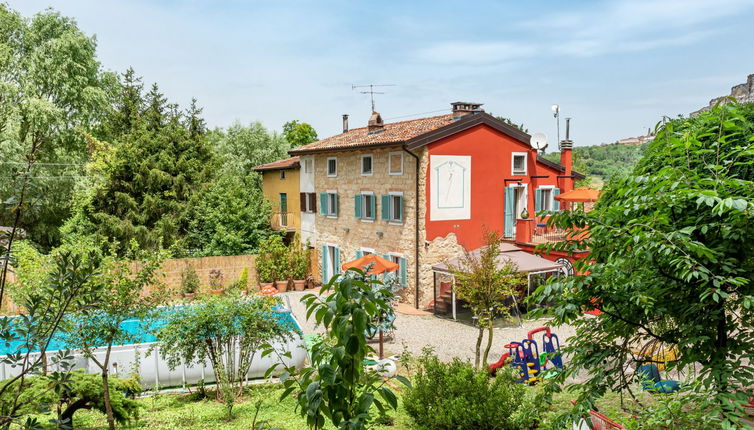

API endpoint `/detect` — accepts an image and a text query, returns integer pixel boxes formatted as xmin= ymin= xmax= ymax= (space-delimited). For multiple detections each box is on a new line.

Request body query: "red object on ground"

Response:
xmin=341 ymin=253 xmax=399 ymax=275
xmin=489 ymin=352 xmax=511 ymax=375
xmin=259 ymin=285 xmax=279 ymax=296
xmin=589 ymin=410 xmax=624 ymax=430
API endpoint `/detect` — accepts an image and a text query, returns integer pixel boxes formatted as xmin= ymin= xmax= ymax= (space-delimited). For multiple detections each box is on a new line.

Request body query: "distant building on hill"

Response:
xmin=692 ymin=73 xmax=754 ymax=116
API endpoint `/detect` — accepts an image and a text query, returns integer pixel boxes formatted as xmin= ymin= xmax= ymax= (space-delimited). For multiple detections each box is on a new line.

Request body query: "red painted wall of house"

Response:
xmin=425 ymin=124 xmax=574 ymax=250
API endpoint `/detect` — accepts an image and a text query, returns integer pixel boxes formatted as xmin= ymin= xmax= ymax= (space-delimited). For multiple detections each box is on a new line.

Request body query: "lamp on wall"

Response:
xmin=376 ymin=231 xmax=384 ymax=238
xmin=342 ymin=227 xmax=350 ymax=233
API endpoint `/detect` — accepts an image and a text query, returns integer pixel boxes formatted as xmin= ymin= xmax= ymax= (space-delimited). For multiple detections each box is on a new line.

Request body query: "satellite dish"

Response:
xmin=530 ymin=132 xmax=548 ymax=152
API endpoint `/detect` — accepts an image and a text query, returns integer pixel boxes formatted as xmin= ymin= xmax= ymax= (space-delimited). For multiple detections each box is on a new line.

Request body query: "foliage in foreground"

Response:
xmin=403 ymin=349 xmax=540 ymax=430
xmin=157 ymin=294 xmax=294 ymax=418
xmin=265 ymin=269 xmax=408 ymax=430
xmin=533 ymin=101 xmax=754 ymax=427
xmin=0 ymin=371 xmax=141 ymax=428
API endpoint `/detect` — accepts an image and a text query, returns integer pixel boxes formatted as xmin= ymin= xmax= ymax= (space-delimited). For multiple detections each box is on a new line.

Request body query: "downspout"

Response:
xmin=402 ymin=146 xmax=421 ymax=309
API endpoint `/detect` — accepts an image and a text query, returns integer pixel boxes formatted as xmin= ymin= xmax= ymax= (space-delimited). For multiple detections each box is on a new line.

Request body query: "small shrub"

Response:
xmin=180 ymin=264 xmax=200 ymax=294
xmin=404 ymin=349 xmax=539 ymax=430
xmin=256 ymin=235 xmax=288 ymax=282
xmin=208 ymin=269 xmax=224 ymax=289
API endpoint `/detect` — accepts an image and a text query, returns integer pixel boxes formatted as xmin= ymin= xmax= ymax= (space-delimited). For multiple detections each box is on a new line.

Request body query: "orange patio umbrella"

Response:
xmin=341 ymin=254 xmax=399 ymax=275
xmin=554 ymin=187 xmax=600 ymax=203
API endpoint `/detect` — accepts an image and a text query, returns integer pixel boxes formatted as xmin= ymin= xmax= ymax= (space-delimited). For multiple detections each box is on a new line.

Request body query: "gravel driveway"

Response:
xmin=282 ymin=290 xmax=577 ymax=365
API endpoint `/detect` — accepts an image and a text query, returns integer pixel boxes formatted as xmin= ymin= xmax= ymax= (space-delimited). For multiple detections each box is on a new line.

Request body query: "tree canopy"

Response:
xmin=535 ymin=102 xmax=754 ymax=426
xmin=282 ymin=120 xmax=318 ymax=147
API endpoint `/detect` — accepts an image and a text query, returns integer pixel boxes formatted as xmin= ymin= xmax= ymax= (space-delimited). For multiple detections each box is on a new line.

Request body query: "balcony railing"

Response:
xmin=271 ymin=212 xmax=298 ymax=231
xmin=530 ymin=225 xmax=567 ymax=244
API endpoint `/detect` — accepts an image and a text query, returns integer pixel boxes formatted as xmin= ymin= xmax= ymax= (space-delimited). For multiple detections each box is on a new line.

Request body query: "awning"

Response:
xmin=554 ymin=187 xmax=600 ymax=203
xmin=431 ymin=243 xmax=563 ymax=274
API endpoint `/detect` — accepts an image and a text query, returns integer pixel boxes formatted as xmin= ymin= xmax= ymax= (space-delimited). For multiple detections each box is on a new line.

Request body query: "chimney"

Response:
xmin=559 ymin=117 xmax=574 ymax=192
xmin=342 ymin=114 xmax=349 ymax=133
xmin=367 ymin=111 xmax=384 ymax=133
xmin=451 ymin=101 xmax=483 ymax=119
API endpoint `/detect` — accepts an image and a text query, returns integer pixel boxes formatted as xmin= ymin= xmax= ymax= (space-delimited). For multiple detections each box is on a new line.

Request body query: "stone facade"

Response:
xmin=313 ymin=146 xmax=423 ymax=303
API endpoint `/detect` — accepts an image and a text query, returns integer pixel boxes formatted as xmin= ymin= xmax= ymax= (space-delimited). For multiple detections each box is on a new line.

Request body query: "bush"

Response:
xmin=404 ymin=349 xmax=539 ymax=430
xmin=180 ymin=264 xmax=200 ymax=294
xmin=256 ymin=235 xmax=289 ymax=283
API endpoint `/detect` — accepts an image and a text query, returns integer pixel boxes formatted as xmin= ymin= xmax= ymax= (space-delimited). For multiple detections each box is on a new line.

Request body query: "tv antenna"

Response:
xmin=352 ymin=84 xmax=396 ymax=112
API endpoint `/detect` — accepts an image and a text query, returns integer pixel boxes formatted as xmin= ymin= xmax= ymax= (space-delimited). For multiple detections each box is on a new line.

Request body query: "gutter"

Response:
xmin=402 ymin=145 xmax=421 ymax=309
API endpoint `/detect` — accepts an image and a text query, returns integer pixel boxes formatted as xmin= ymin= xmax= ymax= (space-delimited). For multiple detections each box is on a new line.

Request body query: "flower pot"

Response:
xmin=210 ymin=288 xmax=224 ymax=296
xmin=182 ymin=292 xmax=195 ymax=301
xmin=259 ymin=281 xmax=274 ymax=291
xmin=275 ymin=280 xmax=288 ymax=293
xmin=306 ymin=279 xmax=316 ymax=289
xmin=293 ymin=280 xmax=306 ymax=291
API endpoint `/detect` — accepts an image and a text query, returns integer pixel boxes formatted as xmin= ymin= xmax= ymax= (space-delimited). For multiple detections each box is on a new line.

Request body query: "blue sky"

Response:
xmin=11 ymin=0 xmax=754 ymax=148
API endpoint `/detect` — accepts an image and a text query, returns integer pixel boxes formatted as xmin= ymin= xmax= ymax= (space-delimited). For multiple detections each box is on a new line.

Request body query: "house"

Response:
xmin=252 ymin=157 xmax=301 ymax=237
xmin=288 ymin=102 xmax=583 ymax=308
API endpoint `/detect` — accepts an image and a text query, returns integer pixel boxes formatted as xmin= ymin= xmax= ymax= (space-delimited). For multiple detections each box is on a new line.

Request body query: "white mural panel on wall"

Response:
xmin=430 ymin=155 xmax=471 ymax=221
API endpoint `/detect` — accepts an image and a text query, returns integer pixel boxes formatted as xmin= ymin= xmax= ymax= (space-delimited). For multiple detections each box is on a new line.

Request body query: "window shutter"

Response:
xmin=504 ymin=187 xmax=515 ymax=238
xmin=356 ymin=250 xmax=363 ymax=259
xmin=310 ymin=193 xmax=317 ymax=213
xmin=334 ymin=247 xmax=341 ymax=274
xmin=534 ymin=189 xmax=542 ymax=213
xmin=355 ymin=194 xmax=363 ymax=218
xmin=381 ymin=195 xmax=390 ymax=220
xmin=321 ymin=246 xmax=328 ymax=283
xmin=334 ymin=194 xmax=339 ymax=217
xmin=300 ymin=193 xmax=307 ymax=212
xmin=397 ymin=196 xmax=404 ymax=221
xmin=370 ymin=195 xmax=376 ymax=220
xmin=399 ymin=257 xmax=407 ymax=287
xmin=319 ymin=193 xmax=327 ymax=215
xmin=552 ymin=188 xmax=561 ymax=212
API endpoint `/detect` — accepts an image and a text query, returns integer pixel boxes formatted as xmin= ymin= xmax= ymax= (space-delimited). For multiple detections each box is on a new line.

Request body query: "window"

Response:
xmin=355 ymin=192 xmax=376 ymax=221
xmin=304 ymin=158 xmax=313 ymax=173
xmin=512 ymin=152 xmax=527 ymax=175
xmin=381 ymin=193 xmax=404 ymax=223
xmin=300 ymin=192 xmax=317 ymax=213
xmin=319 ymin=191 xmax=338 ymax=217
xmin=535 ymin=187 xmax=560 ymax=213
xmin=280 ymin=170 xmax=286 ymax=180
xmin=361 ymin=155 xmax=373 ymax=176
xmin=385 ymin=254 xmax=407 ymax=287
xmin=541 ymin=188 xmax=552 ymax=211
xmin=321 ymin=245 xmax=341 ymax=283
xmin=389 ymin=152 xmax=403 ymax=175
xmin=327 ymin=157 xmax=337 ymax=177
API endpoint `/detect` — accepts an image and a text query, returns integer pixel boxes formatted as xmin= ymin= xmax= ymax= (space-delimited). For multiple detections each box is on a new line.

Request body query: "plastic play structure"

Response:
xmin=489 ymin=326 xmax=563 ymax=384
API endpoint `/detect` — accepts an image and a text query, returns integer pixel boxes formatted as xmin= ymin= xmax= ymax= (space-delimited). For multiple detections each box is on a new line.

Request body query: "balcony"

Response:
xmin=271 ymin=212 xmax=298 ymax=232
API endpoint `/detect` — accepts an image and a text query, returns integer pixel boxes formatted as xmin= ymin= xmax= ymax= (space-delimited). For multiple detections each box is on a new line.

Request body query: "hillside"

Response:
xmin=544 ymin=143 xmax=647 ymax=186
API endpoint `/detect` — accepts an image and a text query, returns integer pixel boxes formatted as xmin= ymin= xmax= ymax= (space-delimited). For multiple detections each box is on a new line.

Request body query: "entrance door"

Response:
xmin=504 ymin=185 xmax=527 ymax=238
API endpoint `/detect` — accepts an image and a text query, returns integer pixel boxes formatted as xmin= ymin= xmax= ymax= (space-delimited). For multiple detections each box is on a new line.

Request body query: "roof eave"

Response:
xmin=405 ymin=112 xmax=532 ymax=150
xmin=288 ymin=140 xmax=406 ymax=156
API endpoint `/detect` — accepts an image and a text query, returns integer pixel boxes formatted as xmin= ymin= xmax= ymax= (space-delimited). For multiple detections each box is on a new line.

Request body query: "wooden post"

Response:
xmin=379 ymin=330 xmax=384 ymax=359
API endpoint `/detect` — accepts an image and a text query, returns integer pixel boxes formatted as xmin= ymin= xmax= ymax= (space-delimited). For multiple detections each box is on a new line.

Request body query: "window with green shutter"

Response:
xmin=381 ymin=195 xmax=390 ymax=220
xmin=535 ymin=189 xmax=542 ymax=213
xmin=399 ymin=257 xmax=407 ymax=287
xmin=319 ymin=193 xmax=328 ymax=215
xmin=552 ymin=188 xmax=561 ymax=211
xmin=355 ymin=194 xmax=363 ymax=218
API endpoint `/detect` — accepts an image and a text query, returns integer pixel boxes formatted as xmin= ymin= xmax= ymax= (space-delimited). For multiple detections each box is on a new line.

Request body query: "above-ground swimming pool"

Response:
xmin=0 ymin=303 xmax=307 ymax=389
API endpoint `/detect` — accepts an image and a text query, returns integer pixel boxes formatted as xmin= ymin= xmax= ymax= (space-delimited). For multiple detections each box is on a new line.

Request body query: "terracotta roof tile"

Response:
xmin=251 ymin=156 xmax=300 ymax=171
xmin=289 ymin=114 xmax=456 ymax=155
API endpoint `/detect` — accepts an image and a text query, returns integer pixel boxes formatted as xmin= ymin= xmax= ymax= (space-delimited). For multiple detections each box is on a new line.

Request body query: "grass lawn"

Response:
xmin=63 ymin=382 xmax=651 ymax=429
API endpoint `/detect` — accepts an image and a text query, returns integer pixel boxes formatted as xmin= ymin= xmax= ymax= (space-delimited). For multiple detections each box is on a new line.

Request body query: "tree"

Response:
xmin=156 ymin=294 xmax=292 ymax=418
xmin=282 ymin=120 xmax=318 ymax=147
xmin=63 ymin=242 xmax=165 ymax=430
xmin=265 ymin=269 xmax=409 ymax=430
xmin=533 ymin=102 xmax=754 ymax=427
xmin=186 ymin=174 xmax=275 ymax=256
xmin=0 ymin=5 xmax=114 ymax=250
xmin=207 ymin=121 xmax=290 ymax=179
xmin=450 ymin=231 xmax=526 ymax=370
xmin=69 ymin=73 xmax=215 ymax=254
xmin=495 ymin=116 xmax=528 ymax=133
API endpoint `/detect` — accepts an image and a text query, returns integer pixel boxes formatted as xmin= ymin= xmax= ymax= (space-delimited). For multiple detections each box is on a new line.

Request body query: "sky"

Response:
xmin=10 ymin=0 xmax=754 ymax=148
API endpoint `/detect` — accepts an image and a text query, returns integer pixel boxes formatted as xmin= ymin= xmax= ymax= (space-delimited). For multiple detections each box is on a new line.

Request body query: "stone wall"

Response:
xmin=313 ymin=146 xmax=420 ymax=301
xmin=692 ymin=73 xmax=754 ymax=116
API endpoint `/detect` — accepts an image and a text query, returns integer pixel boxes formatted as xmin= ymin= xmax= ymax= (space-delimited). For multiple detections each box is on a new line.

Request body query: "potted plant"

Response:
xmin=180 ymin=264 xmax=200 ymax=300
xmin=289 ymin=235 xmax=309 ymax=291
xmin=209 ymin=269 xmax=224 ymax=295
xmin=258 ymin=235 xmax=287 ymax=292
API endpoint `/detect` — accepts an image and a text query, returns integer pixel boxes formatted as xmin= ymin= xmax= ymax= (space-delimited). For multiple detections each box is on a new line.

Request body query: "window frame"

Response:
xmin=360 ymin=247 xmax=376 ymax=256
xmin=361 ymin=154 xmax=374 ymax=176
xmin=361 ymin=191 xmax=375 ymax=222
xmin=327 ymin=157 xmax=338 ymax=177
xmin=307 ymin=192 xmax=316 ymax=213
xmin=304 ymin=158 xmax=313 ymax=174
xmin=511 ymin=152 xmax=528 ymax=176
xmin=388 ymin=191 xmax=404 ymax=224
xmin=539 ymin=185 xmax=554 ymax=212
xmin=279 ymin=170 xmax=286 ymax=180
xmin=388 ymin=151 xmax=403 ymax=176
xmin=326 ymin=189 xmax=338 ymax=218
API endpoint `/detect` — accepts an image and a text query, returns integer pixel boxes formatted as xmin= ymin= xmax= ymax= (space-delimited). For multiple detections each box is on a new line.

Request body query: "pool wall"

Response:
xmin=0 ymin=309 xmax=307 ymax=389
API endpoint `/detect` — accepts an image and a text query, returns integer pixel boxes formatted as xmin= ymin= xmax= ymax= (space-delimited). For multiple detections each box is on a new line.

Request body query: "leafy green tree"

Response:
xmin=265 ymin=269 xmax=409 ymax=430
xmin=207 ymin=121 xmax=290 ymax=178
xmin=450 ymin=231 xmax=526 ymax=369
xmin=156 ymin=294 xmax=292 ymax=418
xmin=533 ymin=102 xmax=754 ymax=427
xmin=0 ymin=5 xmax=114 ymax=250
xmin=63 ymin=242 xmax=165 ymax=430
xmin=282 ymin=120 xmax=318 ymax=147
xmin=186 ymin=174 xmax=275 ymax=256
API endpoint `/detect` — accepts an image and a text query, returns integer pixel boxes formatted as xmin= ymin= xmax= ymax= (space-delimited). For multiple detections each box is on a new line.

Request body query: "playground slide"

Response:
xmin=489 ymin=352 xmax=510 ymax=376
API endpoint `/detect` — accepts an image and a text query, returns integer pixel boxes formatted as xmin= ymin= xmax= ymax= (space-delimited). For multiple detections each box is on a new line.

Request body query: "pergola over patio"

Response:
xmin=430 ymin=243 xmax=563 ymax=320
